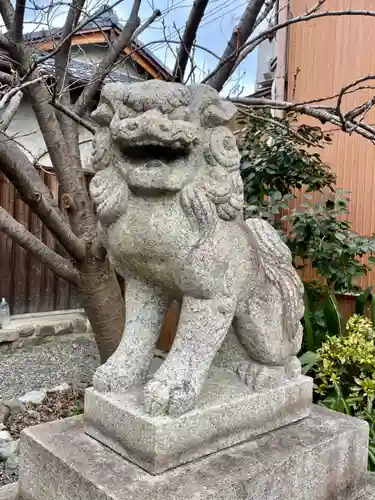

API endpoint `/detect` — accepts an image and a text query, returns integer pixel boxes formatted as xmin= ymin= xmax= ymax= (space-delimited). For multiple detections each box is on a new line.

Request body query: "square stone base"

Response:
xmin=84 ymin=368 xmax=312 ymax=473
xmin=14 ymin=406 xmax=370 ymax=500
xmin=4 ymin=478 xmax=375 ymax=500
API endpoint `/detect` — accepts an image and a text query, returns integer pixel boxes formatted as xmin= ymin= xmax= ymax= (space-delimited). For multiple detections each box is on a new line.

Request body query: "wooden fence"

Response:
xmin=0 ymin=171 xmax=80 ymax=314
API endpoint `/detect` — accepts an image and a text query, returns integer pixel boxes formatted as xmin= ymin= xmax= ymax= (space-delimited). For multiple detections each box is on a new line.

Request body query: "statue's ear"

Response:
xmin=202 ymin=101 xmax=238 ymax=128
xmin=91 ymin=102 xmax=114 ymax=127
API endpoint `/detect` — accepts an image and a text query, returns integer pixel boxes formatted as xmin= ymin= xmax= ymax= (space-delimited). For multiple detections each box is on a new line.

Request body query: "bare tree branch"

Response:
xmin=0 ymin=206 xmax=80 ymax=285
xmin=54 ymin=0 xmax=85 ymax=92
xmin=204 ymin=7 xmax=375 ymax=88
xmin=51 ymin=98 xmax=96 ymax=134
xmin=74 ymin=0 xmax=142 ymax=118
xmin=0 ymin=0 xmax=136 ymax=361
xmin=0 ymin=34 xmax=12 ymax=51
xmin=136 ymin=38 xmax=221 ymax=60
xmin=0 ymin=90 xmax=22 ymax=130
xmin=231 ymin=96 xmax=375 ymax=143
xmin=3 ymin=37 xmax=97 ymax=237
xmin=253 ymin=0 xmax=277 ymax=29
xmin=0 ymin=0 xmax=81 ymax=203
xmin=0 ymin=129 xmax=55 ymax=201
xmin=18 ymin=0 xmax=126 ymax=81
xmin=0 ymin=131 xmax=86 ymax=260
xmin=131 ymin=8 xmax=161 ymax=42
xmin=0 ymin=75 xmax=48 ymax=110
xmin=0 ymin=71 xmax=13 ymax=85
xmin=335 ymin=74 xmax=375 ymax=128
xmin=12 ymin=0 xmax=26 ymax=42
xmin=0 ymin=0 xmax=15 ymax=30
xmin=346 ymin=97 xmax=375 ymax=122
xmin=204 ymin=0 xmax=266 ymax=91
xmin=54 ymin=0 xmax=86 ymax=176
xmin=237 ymin=106 xmax=321 ymax=147
xmin=173 ymin=0 xmax=210 ymax=83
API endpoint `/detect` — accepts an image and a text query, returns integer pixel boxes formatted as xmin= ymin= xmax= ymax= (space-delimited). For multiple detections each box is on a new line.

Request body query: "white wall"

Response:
xmin=255 ymin=38 xmax=276 ymax=88
xmin=7 ymin=97 xmax=94 ymax=171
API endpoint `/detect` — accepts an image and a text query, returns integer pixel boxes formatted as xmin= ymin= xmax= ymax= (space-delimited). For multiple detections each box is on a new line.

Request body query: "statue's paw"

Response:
xmin=89 ymin=169 xmax=128 ymax=226
xmin=93 ymin=360 xmax=141 ymax=394
xmin=285 ymin=356 xmax=301 ymax=379
xmin=143 ymin=377 xmax=199 ymax=418
xmin=236 ymin=361 xmax=285 ymax=391
xmin=92 ymin=362 xmax=113 ymax=393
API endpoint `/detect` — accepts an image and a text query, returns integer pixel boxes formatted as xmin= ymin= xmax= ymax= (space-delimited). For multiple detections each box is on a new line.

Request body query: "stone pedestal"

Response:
xmin=9 ymin=407 xmax=373 ymax=500
xmin=84 ymin=368 xmax=312 ymax=473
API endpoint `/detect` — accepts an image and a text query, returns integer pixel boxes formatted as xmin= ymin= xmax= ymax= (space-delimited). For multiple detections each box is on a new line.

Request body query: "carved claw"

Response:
xmin=89 ymin=167 xmax=128 ymax=226
xmin=236 ymin=361 xmax=286 ymax=391
xmin=143 ymin=377 xmax=199 ymax=417
xmin=92 ymin=363 xmax=113 ymax=393
xmin=93 ymin=360 xmax=145 ymax=394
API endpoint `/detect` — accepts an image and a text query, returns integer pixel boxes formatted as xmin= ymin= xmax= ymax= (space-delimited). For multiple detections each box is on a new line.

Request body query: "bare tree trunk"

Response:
xmin=0 ymin=0 xmax=126 ymax=363
xmin=205 ymin=0 xmax=266 ymax=91
xmin=173 ymin=0 xmax=210 ymax=83
xmin=78 ymin=256 xmax=125 ymax=363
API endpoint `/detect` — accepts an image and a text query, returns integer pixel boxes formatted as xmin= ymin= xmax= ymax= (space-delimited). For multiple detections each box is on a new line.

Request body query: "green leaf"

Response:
xmin=370 ymin=294 xmax=375 ymax=327
xmin=303 ymin=292 xmax=316 ymax=352
xmin=355 ymin=287 xmax=373 ymax=316
xmin=368 ymin=448 xmax=375 ymax=471
xmin=323 ymin=291 xmax=344 ymax=336
xmin=299 ymin=351 xmax=320 ymax=374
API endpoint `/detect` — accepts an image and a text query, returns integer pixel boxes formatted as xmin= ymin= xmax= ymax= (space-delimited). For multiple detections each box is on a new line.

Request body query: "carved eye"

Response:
xmin=160 ymin=122 xmax=171 ymax=132
xmin=127 ymin=122 xmax=138 ymax=131
xmin=209 ymin=127 xmax=240 ymax=169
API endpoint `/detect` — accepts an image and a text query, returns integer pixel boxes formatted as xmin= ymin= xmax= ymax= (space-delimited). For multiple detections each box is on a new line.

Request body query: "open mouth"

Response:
xmin=122 ymin=144 xmax=189 ymax=164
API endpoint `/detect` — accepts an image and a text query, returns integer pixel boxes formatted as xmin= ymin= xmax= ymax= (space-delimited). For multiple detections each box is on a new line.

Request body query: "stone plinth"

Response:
xmin=84 ymin=368 xmax=312 ymax=474
xmin=14 ymin=407 xmax=369 ymax=500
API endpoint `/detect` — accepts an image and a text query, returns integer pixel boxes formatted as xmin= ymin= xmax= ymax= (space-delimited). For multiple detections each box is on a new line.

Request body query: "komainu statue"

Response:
xmin=89 ymin=80 xmax=304 ymax=418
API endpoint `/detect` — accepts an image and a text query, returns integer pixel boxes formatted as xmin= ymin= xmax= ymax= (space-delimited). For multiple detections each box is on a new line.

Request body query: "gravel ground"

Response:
xmin=0 ymin=336 xmax=99 ymax=405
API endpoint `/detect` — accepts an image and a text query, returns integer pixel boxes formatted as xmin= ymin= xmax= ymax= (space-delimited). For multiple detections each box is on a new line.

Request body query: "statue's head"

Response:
xmin=90 ymin=81 xmax=241 ymax=194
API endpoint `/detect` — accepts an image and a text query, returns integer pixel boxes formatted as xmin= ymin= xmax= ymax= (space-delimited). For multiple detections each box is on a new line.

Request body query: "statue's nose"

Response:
xmin=124 ymin=118 xmax=172 ymax=135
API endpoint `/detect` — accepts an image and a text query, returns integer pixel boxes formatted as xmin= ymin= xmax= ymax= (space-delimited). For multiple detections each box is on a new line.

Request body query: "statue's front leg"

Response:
xmin=93 ymin=275 xmax=168 ymax=393
xmin=143 ymin=294 xmax=236 ymax=417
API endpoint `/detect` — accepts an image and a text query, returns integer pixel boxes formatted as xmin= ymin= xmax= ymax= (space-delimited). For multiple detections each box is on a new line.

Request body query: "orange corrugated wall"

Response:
xmin=288 ymin=0 xmax=375 ymax=289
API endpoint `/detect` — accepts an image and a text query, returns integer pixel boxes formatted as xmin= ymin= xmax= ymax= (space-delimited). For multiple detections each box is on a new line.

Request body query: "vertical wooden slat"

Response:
xmin=11 ymin=192 xmax=29 ymax=314
xmin=0 ymin=173 xmax=13 ymax=310
xmin=0 ymin=169 xmax=82 ymax=314
xmin=28 ymin=209 xmax=44 ymax=313
xmin=288 ymin=0 xmax=375 ymax=289
xmin=41 ymin=173 xmax=59 ymax=312
xmin=52 ymin=172 xmax=71 ymax=311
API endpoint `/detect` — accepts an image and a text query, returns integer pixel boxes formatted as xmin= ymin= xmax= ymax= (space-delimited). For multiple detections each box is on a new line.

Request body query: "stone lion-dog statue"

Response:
xmin=88 ymin=80 xmax=304 ymax=418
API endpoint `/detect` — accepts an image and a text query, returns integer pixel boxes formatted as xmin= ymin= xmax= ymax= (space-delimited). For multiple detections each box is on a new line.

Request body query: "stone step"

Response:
xmin=1 ymin=441 xmax=374 ymax=499
xmin=10 ymin=406 xmax=370 ymax=500
xmin=4 ymin=477 xmax=375 ymax=500
xmin=4 ymin=474 xmax=374 ymax=500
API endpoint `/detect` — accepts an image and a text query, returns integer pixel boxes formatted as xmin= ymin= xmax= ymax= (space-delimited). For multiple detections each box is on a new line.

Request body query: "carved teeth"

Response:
xmin=145 ymin=159 xmax=164 ymax=168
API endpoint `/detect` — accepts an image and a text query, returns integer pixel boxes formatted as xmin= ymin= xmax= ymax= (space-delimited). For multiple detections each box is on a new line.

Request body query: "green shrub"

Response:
xmin=310 ymin=314 xmax=375 ymax=469
xmin=285 ymin=194 xmax=375 ymax=293
xmin=238 ymin=109 xmax=335 ymax=225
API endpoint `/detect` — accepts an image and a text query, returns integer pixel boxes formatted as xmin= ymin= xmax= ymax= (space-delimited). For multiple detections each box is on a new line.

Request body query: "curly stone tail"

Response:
xmin=245 ymin=218 xmax=304 ymax=341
